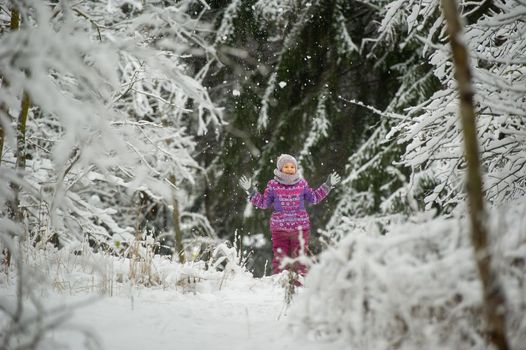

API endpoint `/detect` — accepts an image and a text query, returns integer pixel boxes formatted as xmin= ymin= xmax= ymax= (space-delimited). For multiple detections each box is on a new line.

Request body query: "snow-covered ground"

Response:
xmin=4 ymin=202 xmax=525 ymax=350
xmin=0 ymin=243 xmax=341 ymax=350
xmin=45 ymin=277 xmax=328 ymax=350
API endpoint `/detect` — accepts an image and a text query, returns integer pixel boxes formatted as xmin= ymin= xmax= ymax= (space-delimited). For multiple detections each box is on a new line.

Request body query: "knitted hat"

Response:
xmin=276 ymin=154 xmax=298 ymax=171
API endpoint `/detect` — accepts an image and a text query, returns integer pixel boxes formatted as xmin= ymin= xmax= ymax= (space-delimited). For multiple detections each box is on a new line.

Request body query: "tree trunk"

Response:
xmin=9 ymin=5 xmax=31 ymax=224
xmin=8 ymin=85 xmax=31 ymax=222
xmin=0 ymin=112 xmax=4 ymax=166
xmin=15 ymin=91 xmax=30 ymax=170
xmin=3 ymin=7 xmax=24 ymax=268
xmin=440 ymin=1 xmax=510 ymax=350
xmin=0 ymin=90 xmax=6 ymax=165
xmin=168 ymin=175 xmax=185 ymax=263
xmin=0 ymin=7 xmax=20 ymax=165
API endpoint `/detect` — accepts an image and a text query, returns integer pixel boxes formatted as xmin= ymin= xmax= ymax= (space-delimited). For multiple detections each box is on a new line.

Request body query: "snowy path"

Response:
xmin=50 ymin=276 xmax=329 ymax=350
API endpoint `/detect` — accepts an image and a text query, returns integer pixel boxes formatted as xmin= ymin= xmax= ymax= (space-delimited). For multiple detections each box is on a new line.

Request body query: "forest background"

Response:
xmin=1 ymin=0 xmax=525 ymax=349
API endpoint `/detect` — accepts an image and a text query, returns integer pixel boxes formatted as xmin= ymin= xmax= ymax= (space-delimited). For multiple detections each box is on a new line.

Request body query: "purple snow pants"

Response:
xmin=271 ymin=229 xmax=309 ymax=275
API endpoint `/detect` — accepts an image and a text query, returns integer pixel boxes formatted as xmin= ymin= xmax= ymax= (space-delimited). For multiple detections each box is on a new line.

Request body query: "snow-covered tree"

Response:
xmin=372 ymin=0 xmax=526 ymax=211
xmin=296 ymin=0 xmax=526 ymax=348
xmin=0 ymin=0 xmax=221 ymax=249
xmin=291 ymin=200 xmax=526 ymax=349
xmin=326 ymin=0 xmax=526 ymax=242
xmin=0 ymin=1 xmax=220 ymax=347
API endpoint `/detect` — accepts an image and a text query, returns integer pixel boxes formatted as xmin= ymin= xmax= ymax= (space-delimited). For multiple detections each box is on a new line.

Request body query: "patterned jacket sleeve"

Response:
xmin=303 ymin=180 xmax=330 ymax=205
xmin=250 ymin=181 xmax=274 ymax=209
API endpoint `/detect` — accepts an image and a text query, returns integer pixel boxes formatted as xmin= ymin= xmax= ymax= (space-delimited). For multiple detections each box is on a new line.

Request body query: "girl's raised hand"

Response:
xmin=239 ymin=175 xmax=252 ymax=194
xmin=327 ymin=172 xmax=341 ymax=188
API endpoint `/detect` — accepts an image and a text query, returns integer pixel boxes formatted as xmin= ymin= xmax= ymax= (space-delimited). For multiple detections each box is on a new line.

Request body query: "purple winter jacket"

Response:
xmin=250 ymin=178 xmax=330 ymax=232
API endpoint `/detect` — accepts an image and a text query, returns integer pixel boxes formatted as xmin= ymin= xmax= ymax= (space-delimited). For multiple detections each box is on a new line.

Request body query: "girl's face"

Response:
xmin=281 ymin=162 xmax=296 ymax=175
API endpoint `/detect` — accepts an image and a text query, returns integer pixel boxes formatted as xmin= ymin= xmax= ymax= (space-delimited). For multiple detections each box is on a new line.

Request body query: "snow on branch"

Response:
xmin=366 ymin=0 xmax=526 ymax=209
xmin=215 ymin=0 xmax=243 ymax=45
xmin=334 ymin=0 xmax=359 ymax=56
xmin=257 ymin=1 xmax=316 ymax=130
xmin=298 ymin=89 xmax=330 ymax=168
xmin=0 ymin=0 xmax=222 ymax=277
xmin=292 ymin=200 xmax=526 ymax=348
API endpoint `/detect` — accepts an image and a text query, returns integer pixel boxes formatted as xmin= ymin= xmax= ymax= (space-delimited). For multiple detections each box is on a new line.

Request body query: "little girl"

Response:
xmin=239 ymin=154 xmax=340 ymax=275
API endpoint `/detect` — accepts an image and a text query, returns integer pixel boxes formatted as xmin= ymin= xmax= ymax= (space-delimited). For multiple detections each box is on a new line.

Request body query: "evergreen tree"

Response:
xmin=369 ymin=0 xmax=526 ymax=211
xmin=192 ymin=0 xmax=418 ymax=273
